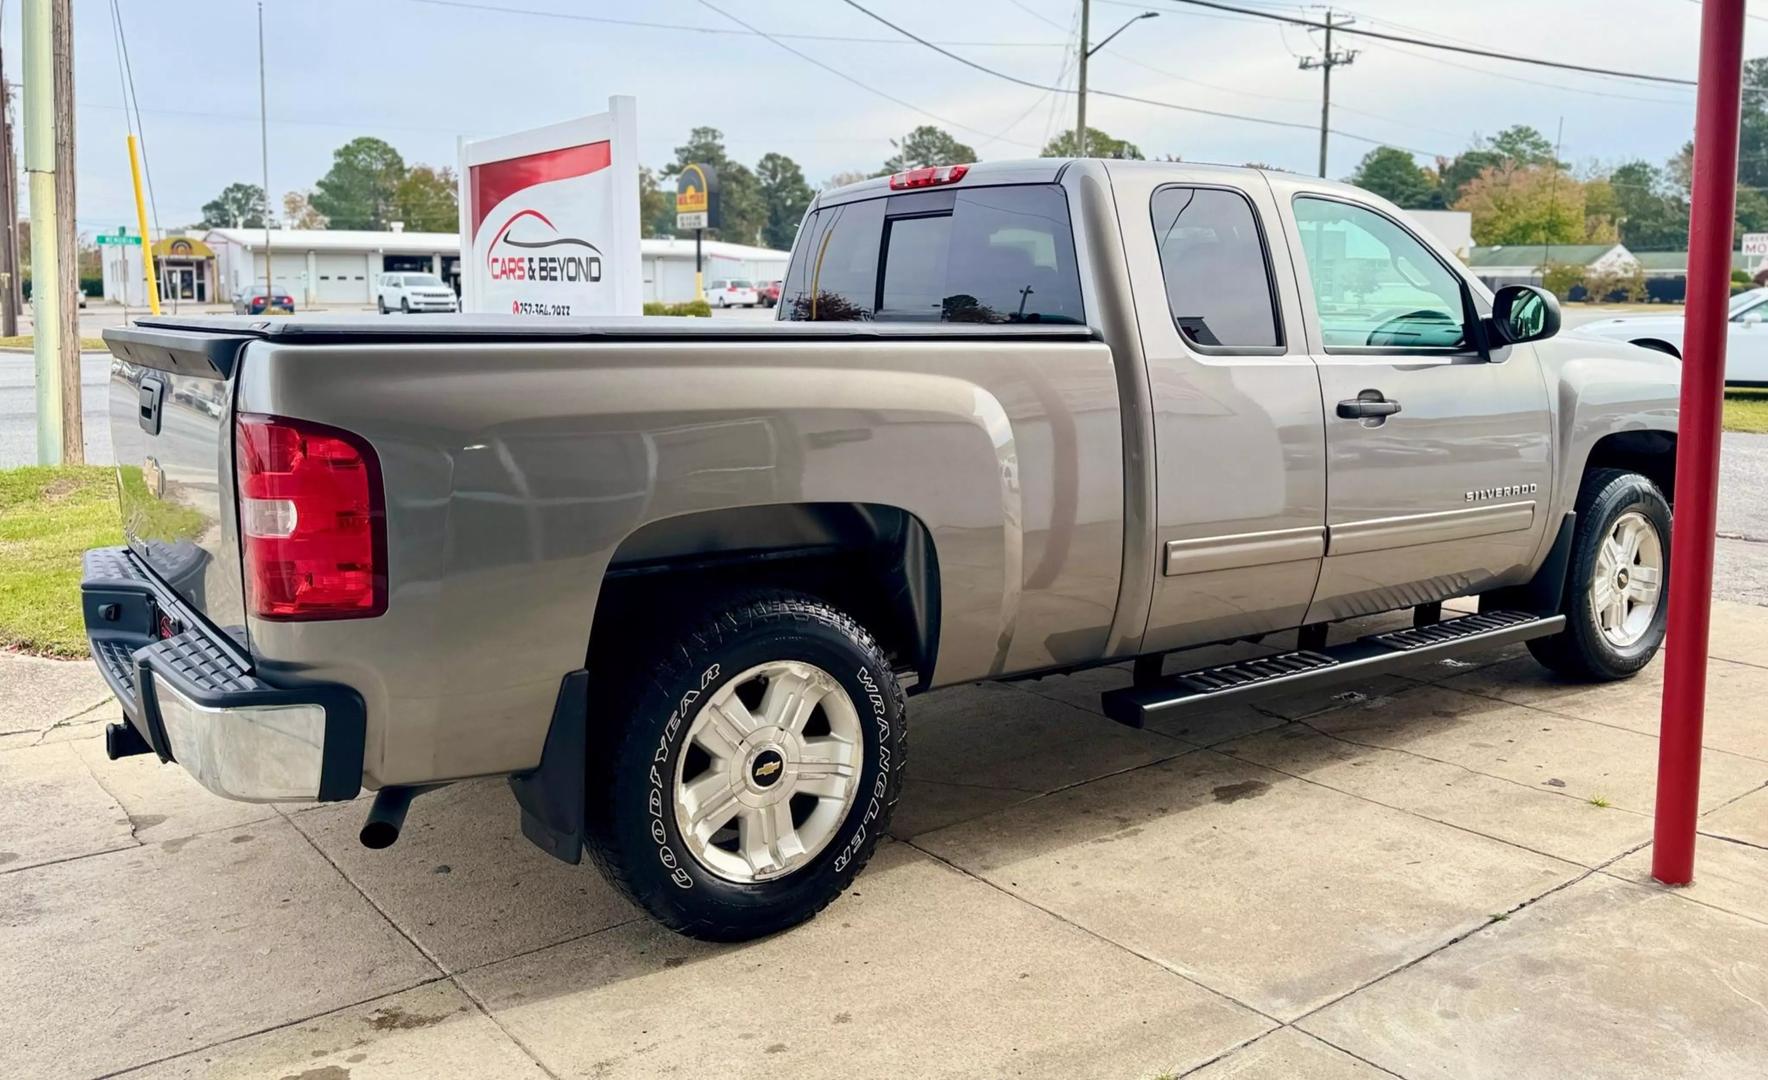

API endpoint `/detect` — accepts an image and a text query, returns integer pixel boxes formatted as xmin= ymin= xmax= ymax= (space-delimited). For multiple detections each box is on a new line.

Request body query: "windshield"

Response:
xmin=1730 ymin=288 xmax=1767 ymax=314
xmin=730 ymin=280 xmax=753 ymax=288
xmin=407 ymin=273 xmax=444 ymax=287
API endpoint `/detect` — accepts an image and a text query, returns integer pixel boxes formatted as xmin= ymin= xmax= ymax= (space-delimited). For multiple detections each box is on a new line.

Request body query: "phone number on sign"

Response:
xmin=511 ymin=300 xmax=573 ymax=316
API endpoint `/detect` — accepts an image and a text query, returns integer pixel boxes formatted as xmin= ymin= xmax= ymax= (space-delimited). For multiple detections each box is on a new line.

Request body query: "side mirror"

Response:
xmin=1489 ymin=284 xmax=1561 ymax=346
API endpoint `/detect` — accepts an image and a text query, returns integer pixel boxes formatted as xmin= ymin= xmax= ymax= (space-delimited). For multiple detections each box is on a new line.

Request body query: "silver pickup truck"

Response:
xmin=87 ymin=159 xmax=1678 ymax=941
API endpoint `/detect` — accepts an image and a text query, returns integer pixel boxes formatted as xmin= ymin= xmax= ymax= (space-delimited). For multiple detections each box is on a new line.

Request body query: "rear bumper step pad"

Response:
xmin=1102 ymin=610 xmax=1562 ymax=728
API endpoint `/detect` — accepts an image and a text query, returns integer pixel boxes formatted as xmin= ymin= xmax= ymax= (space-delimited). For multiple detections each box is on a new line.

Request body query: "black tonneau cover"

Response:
xmin=123 ymin=313 xmax=1096 ymax=347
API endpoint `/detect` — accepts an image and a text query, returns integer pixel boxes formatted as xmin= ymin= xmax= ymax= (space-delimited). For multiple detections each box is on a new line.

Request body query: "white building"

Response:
xmin=201 ymin=227 xmax=789 ymax=307
xmin=1403 ymin=210 xmax=1475 ymax=260
xmin=206 ymin=227 xmax=461 ymax=307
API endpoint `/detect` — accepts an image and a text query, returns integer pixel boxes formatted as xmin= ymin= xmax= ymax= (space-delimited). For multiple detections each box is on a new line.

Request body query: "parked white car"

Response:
xmin=708 ymin=279 xmax=759 ymax=308
xmin=376 ymin=272 xmax=458 ymax=314
xmin=1574 ymin=287 xmax=1768 ymax=384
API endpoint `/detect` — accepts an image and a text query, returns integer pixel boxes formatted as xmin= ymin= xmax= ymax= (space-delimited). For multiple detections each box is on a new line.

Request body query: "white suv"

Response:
xmin=709 ymin=279 xmax=759 ymax=308
xmin=377 ymin=272 xmax=458 ymax=313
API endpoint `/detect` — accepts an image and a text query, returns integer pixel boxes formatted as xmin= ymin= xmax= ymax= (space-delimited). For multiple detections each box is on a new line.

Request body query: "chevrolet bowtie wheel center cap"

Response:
xmin=749 ymin=749 xmax=785 ymax=788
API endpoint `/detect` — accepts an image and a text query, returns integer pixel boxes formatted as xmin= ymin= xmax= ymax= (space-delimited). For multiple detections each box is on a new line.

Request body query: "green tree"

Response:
xmin=1487 ymin=125 xmax=1560 ymax=168
xmin=199 ymin=182 xmax=268 ymax=229
xmin=756 ymin=152 xmax=814 ymax=251
xmin=1347 ymin=147 xmax=1438 ymax=208
xmin=1608 ymin=160 xmax=1686 ymax=250
xmin=639 ymin=166 xmax=674 ymax=238
xmin=1041 ymin=127 xmax=1144 ymax=159
xmin=881 ymin=126 xmax=977 ymax=173
xmin=312 ymin=137 xmax=407 ymax=230
xmin=1437 ymin=148 xmax=1504 ymax=206
xmin=660 ymin=127 xmax=763 ymax=245
xmin=1453 ymin=163 xmax=1588 ymax=246
xmin=393 ymin=165 xmax=458 ymax=232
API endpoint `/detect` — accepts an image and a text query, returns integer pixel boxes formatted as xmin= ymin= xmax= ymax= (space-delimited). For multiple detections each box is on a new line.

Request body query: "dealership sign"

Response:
xmin=675 ymin=164 xmax=719 ymax=234
xmin=457 ymin=95 xmax=641 ymax=316
xmin=1744 ymin=233 xmax=1768 ymax=261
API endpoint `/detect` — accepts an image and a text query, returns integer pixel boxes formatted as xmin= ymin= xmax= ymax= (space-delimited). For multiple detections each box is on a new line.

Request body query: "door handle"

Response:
xmin=1337 ymin=393 xmax=1401 ymax=420
xmin=138 ymin=378 xmax=165 ymax=436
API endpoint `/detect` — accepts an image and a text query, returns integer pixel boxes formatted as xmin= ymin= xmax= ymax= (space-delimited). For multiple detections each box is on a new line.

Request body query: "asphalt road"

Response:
xmin=0 ymin=352 xmax=113 ymax=468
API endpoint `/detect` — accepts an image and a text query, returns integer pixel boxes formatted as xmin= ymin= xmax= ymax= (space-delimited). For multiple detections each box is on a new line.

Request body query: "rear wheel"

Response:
xmin=400 ymin=297 xmax=410 ymax=314
xmin=585 ymin=591 xmax=906 ymax=941
xmin=377 ymin=297 xmax=387 ymax=314
xmin=1528 ymin=468 xmax=1670 ymax=680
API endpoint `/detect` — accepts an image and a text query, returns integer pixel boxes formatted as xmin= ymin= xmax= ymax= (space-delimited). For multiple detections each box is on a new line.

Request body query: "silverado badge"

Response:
xmin=1465 ymin=482 xmax=1538 ymax=502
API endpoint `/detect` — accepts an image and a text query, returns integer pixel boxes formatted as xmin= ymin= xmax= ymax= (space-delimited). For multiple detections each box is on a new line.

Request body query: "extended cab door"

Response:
xmin=1112 ymin=167 xmax=1327 ymax=653
xmin=1274 ymin=188 xmax=1554 ymax=622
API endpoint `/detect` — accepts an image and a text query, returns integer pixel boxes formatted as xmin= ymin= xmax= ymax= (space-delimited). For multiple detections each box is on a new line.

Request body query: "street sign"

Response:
xmin=96 ymin=233 xmax=140 ymax=246
xmin=675 ymin=211 xmax=707 ymax=231
xmin=1743 ymin=233 xmax=1768 ymax=258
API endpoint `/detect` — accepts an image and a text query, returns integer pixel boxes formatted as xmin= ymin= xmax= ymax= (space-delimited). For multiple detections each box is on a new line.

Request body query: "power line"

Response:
xmin=693 ymin=0 xmax=1041 ymax=150
xmin=1154 ymin=0 xmax=1697 ymax=86
xmin=108 ymin=0 xmax=161 ymax=238
xmin=404 ymin=0 xmax=1066 ymax=47
xmin=840 ymin=0 xmax=1445 ymax=155
xmin=1359 ymin=38 xmax=1696 ymax=109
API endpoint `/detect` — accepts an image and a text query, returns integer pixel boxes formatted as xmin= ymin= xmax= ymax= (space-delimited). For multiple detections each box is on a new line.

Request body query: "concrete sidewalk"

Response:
xmin=3 ymin=604 xmax=1766 ymax=1079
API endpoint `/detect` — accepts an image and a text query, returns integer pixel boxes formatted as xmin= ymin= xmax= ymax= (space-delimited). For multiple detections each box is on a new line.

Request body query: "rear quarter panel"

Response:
xmin=235 ymin=337 xmax=1123 ymax=785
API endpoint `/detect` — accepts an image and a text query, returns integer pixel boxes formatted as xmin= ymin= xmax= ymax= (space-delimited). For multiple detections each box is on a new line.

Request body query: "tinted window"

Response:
xmin=1151 ymin=187 xmax=1280 ymax=348
xmin=780 ymin=197 xmax=885 ymax=320
xmin=879 ymin=214 xmax=951 ymax=319
xmin=1292 ymin=197 xmax=1467 ymax=350
xmin=782 ymin=184 xmax=1083 ymax=323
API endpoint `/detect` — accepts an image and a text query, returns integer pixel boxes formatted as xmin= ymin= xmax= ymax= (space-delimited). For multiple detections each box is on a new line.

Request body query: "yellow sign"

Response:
xmin=151 ymin=236 xmax=215 ymax=259
xmin=676 ymin=180 xmax=708 ymax=214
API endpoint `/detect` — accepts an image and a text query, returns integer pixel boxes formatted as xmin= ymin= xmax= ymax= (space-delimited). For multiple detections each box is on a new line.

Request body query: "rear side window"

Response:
xmin=1151 ymin=186 xmax=1281 ymax=349
xmin=781 ymin=184 xmax=1083 ymax=323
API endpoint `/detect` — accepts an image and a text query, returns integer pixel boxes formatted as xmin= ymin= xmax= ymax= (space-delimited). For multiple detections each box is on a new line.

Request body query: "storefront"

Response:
xmin=153 ymin=236 xmax=215 ymax=303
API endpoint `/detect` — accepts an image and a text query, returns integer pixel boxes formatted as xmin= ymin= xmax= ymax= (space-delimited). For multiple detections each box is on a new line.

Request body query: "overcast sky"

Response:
xmin=30 ymin=0 xmax=1768 ymax=236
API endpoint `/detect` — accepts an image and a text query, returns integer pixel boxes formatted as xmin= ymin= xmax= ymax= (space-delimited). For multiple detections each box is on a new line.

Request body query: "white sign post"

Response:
xmin=1743 ymin=233 xmax=1768 ymax=274
xmin=457 ymin=95 xmax=641 ymax=316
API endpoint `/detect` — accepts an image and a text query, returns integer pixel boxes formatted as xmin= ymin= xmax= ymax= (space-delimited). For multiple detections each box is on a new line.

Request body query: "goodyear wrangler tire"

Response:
xmin=1528 ymin=468 xmax=1671 ymax=681
xmin=585 ymin=591 xmax=906 ymax=941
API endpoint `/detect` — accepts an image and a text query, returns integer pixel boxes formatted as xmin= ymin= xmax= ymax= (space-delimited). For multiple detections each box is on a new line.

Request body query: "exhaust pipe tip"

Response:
xmin=359 ymin=817 xmax=402 ymax=849
xmin=359 ymin=784 xmax=441 ymax=850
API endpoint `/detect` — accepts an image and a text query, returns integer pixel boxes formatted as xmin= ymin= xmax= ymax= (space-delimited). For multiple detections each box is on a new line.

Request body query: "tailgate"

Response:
xmin=103 ymin=325 xmax=258 ymax=645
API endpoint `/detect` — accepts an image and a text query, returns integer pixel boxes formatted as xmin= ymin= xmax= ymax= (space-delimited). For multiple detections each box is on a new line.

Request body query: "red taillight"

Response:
xmin=252 ymin=296 xmax=266 ymax=305
xmin=888 ymin=163 xmax=969 ymax=190
xmin=236 ymin=413 xmax=386 ymax=620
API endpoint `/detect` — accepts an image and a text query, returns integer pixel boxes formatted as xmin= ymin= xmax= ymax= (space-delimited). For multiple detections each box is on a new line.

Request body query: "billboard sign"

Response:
xmin=1744 ymin=233 xmax=1768 ymax=261
xmin=458 ymin=95 xmax=641 ymax=316
xmin=675 ymin=164 xmax=719 ymax=234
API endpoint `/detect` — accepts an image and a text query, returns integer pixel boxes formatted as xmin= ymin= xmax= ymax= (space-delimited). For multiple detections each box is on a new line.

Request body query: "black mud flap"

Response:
xmin=508 ymin=670 xmax=589 ymax=864
xmin=1481 ymin=511 xmax=1577 ymax=617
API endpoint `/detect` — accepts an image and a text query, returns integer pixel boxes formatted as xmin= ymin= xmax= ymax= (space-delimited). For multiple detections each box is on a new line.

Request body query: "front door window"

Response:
xmin=1293 ymin=197 xmax=1468 ymax=351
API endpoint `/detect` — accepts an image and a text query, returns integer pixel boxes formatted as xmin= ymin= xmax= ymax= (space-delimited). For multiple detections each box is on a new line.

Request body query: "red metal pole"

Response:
xmin=1653 ymin=0 xmax=1747 ymax=886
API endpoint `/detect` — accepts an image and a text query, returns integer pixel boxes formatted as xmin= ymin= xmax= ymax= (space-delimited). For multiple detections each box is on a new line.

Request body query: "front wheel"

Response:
xmin=585 ymin=591 xmax=906 ymax=941
xmin=1528 ymin=468 xmax=1671 ymax=680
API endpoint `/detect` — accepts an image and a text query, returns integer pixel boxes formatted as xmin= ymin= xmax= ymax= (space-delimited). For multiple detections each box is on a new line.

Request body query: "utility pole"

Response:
xmin=22 ymin=0 xmax=62 ymax=464
xmin=259 ymin=3 xmax=272 ymax=308
xmin=1299 ymin=9 xmax=1357 ymax=178
xmin=52 ymin=0 xmax=79 ymax=463
xmin=0 ymin=44 xmax=21 ymax=339
xmin=1075 ymin=0 xmax=1090 ymax=158
xmin=1074 ymin=6 xmax=1157 ymax=160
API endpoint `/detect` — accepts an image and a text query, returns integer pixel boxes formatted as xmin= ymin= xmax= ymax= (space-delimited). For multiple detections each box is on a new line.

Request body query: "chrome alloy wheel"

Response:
xmin=672 ymin=660 xmax=864 ymax=884
xmin=1592 ymin=510 xmax=1664 ymax=648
